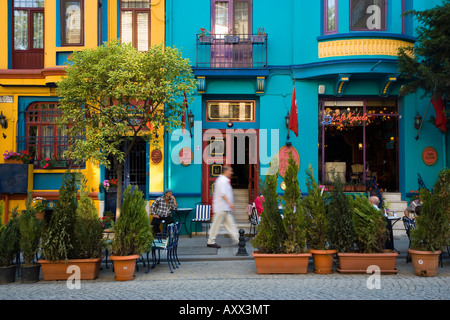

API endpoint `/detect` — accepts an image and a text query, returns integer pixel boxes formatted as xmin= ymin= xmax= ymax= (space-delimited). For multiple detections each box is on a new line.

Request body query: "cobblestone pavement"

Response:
xmin=1 ymin=258 xmax=448 ymax=301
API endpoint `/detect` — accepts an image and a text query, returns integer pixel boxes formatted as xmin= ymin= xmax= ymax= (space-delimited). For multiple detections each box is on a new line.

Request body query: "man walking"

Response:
xmin=207 ymin=165 xmax=239 ymax=249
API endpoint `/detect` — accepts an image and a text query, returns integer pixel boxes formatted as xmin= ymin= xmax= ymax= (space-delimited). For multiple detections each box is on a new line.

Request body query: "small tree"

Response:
xmin=0 ymin=208 xmax=20 ymax=267
xmin=74 ymin=176 xmax=104 ymax=259
xmin=41 ymin=171 xmax=79 ymax=261
xmin=19 ymin=193 xmax=44 ymax=266
xmin=326 ymin=175 xmax=355 ymax=253
xmin=112 ymin=185 xmax=153 ymax=256
xmin=411 ymin=168 xmax=450 ymax=252
xmin=302 ymin=164 xmax=329 ymax=250
xmin=253 ymin=167 xmax=286 ymax=254
xmin=352 ymin=195 xmax=388 ymax=253
xmin=282 ymin=155 xmax=307 ymax=253
xmin=56 ymin=40 xmax=197 ymax=219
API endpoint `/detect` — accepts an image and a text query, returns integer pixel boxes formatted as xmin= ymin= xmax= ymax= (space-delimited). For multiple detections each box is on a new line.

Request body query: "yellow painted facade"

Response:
xmin=0 ymin=0 xmax=166 ymax=222
xmin=318 ymin=39 xmax=414 ymax=58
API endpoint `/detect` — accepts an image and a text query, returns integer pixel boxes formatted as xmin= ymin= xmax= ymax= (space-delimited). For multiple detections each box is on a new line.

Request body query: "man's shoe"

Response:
xmin=207 ymin=243 xmax=221 ymax=249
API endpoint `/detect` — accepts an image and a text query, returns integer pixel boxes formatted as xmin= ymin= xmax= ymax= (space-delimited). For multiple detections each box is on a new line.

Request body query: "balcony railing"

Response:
xmin=196 ymin=33 xmax=268 ymax=69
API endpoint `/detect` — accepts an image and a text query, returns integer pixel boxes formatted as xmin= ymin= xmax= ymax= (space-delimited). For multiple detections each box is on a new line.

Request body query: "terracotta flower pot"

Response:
xmin=38 ymin=257 xmax=102 ymax=280
xmin=408 ymin=249 xmax=441 ymax=277
xmin=252 ymin=251 xmax=311 ymax=274
xmin=337 ymin=250 xmax=398 ymax=274
xmin=310 ymin=249 xmax=336 ymax=274
xmin=110 ymin=255 xmax=140 ymax=281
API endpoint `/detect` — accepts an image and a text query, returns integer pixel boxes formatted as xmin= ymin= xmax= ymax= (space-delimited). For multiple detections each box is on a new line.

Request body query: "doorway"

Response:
xmin=202 ymin=129 xmax=258 ymax=209
xmin=104 ymin=137 xmax=147 ymax=213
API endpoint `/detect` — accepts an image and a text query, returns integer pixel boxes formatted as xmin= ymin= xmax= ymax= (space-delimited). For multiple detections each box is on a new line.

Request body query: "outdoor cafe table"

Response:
xmin=386 ymin=215 xmax=401 ymax=253
xmin=172 ymin=207 xmax=193 ymax=235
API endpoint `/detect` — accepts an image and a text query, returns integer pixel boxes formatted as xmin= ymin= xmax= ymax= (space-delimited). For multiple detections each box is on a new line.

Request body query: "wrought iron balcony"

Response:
xmin=196 ymin=33 xmax=268 ymax=69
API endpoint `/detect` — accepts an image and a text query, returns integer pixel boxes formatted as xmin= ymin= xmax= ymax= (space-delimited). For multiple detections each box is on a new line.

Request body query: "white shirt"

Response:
xmin=213 ymin=174 xmax=234 ymax=212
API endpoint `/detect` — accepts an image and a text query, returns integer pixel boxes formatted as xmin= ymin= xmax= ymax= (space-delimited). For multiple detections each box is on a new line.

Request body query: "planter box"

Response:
xmin=337 ymin=250 xmax=398 ymax=274
xmin=224 ymin=35 xmax=239 ymax=43
xmin=250 ymin=35 xmax=266 ymax=43
xmin=252 ymin=251 xmax=311 ymax=274
xmin=199 ymin=36 xmax=213 ymax=43
xmin=38 ymin=257 xmax=102 ymax=280
xmin=409 ymin=249 xmax=441 ymax=277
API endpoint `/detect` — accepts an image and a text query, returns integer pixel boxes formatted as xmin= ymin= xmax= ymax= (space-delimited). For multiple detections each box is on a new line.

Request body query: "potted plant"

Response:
xmin=250 ymin=27 xmax=267 ymax=43
xmin=198 ymin=28 xmax=213 ymax=43
xmin=326 ymin=175 xmax=355 ymax=255
xmin=101 ymin=211 xmax=115 ymax=229
xmin=39 ymin=171 xmax=103 ymax=280
xmin=252 ymin=155 xmax=310 ymax=274
xmin=337 ymin=194 xmax=398 ymax=273
xmin=408 ymin=168 xmax=450 ymax=277
xmin=0 ymin=207 xmax=20 ymax=284
xmin=302 ymin=164 xmax=336 ymax=274
xmin=18 ymin=193 xmax=44 ymax=283
xmin=110 ymin=185 xmax=153 ymax=281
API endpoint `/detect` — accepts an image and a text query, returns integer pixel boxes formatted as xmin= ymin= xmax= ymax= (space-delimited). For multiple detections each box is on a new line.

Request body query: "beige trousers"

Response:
xmin=207 ymin=210 xmax=239 ymax=245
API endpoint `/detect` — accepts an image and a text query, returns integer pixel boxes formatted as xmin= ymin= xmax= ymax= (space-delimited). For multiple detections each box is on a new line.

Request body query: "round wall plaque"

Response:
xmin=278 ymin=145 xmax=300 ymax=178
xmin=151 ymin=149 xmax=162 ymax=164
xmin=422 ymin=146 xmax=437 ymax=166
xmin=179 ymin=147 xmax=193 ymax=166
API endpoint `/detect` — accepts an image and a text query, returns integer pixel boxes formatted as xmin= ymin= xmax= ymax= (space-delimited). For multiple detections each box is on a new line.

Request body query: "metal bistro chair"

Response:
xmin=189 ymin=202 xmax=211 ymax=238
xmin=402 ymin=216 xmax=416 ymax=263
xmin=147 ymin=223 xmax=177 ymax=273
xmin=172 ymin=222 xmax=182 ymax=266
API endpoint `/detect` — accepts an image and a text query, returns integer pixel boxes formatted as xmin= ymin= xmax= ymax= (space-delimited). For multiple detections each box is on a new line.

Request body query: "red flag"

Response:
xmin=289 ymin=84 xmax=299 ymax=137
xmin=182 ymin=92 xmax=187 ymax=134
xmin=432 ymin=96 xmax=447 ymax=132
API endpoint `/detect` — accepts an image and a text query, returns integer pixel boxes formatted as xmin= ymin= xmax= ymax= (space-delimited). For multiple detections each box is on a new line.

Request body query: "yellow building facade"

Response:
xmin=0 ymin=0 xmax=165 ymax=222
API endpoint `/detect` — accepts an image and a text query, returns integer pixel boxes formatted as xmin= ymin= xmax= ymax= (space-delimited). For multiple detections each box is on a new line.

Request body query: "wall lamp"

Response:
xmin=285 ymin=112 xmax=290 ymax=140
xmin=414 ymin=112 xmax=422 ymax=130
xmin=0 ymin=111 xmax=7 ymax=129
xmin=188 ymin=109 xmax=194 ymax=137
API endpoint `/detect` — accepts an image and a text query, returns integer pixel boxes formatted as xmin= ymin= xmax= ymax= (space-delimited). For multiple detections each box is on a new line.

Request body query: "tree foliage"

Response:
xmin=19 ymin=193 xmax=44 ymax=265
xmin=302 ymin=164 xmax=328 ymax=250
xmin=112 ymin=185 xmax=153 ymax=256
xmin=411 ymin=168 xmax=450 ymax=251
xmin=41 ymin=172 xmax=79 ymax=261
xmin=253 ymin=166 xmax=286 ymax=254
xmin=56 ymin=40 xmax=197 ymax=217
xmin=398 ymin=0 xmax=450 ymax=99
xmin=326 ymin=176 xmax=355 ymax=253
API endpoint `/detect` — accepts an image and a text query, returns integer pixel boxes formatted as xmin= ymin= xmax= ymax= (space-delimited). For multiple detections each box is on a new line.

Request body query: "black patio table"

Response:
xmin=385 ymin=215 xmax=401 ymax=253
xmin=172 ymin=207 xmax=193 ymax=235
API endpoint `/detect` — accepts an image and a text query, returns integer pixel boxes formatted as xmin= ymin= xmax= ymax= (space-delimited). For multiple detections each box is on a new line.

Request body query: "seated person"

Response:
xmin=404 ymin=199 xmax=422 ymax=219
xmin=369 ymin=196 xmax=380 ymax=210
xmin=150 ymin=189 xmax=178 ymax=236
xmin=254 ymin=194 xmax=265 ymax=218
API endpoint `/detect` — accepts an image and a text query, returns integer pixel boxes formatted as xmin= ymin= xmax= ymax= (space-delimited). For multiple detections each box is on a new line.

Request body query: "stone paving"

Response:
xmin=0 ymin=235 xmax=448 ymax=302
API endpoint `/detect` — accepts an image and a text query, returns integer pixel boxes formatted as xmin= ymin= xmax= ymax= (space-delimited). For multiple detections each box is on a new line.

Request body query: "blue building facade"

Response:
xmin=163 ymin=0 xmax=448 ymax=218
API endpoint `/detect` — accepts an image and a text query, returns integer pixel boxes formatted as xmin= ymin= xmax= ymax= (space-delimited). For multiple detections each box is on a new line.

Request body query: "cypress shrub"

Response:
xmin=112 ymin=185 xmax=153 ymax=256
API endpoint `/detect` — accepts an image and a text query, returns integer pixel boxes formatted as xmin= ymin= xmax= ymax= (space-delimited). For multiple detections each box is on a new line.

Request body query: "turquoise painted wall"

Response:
xmin=166 ymin=0 xmax=449 ymax=201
